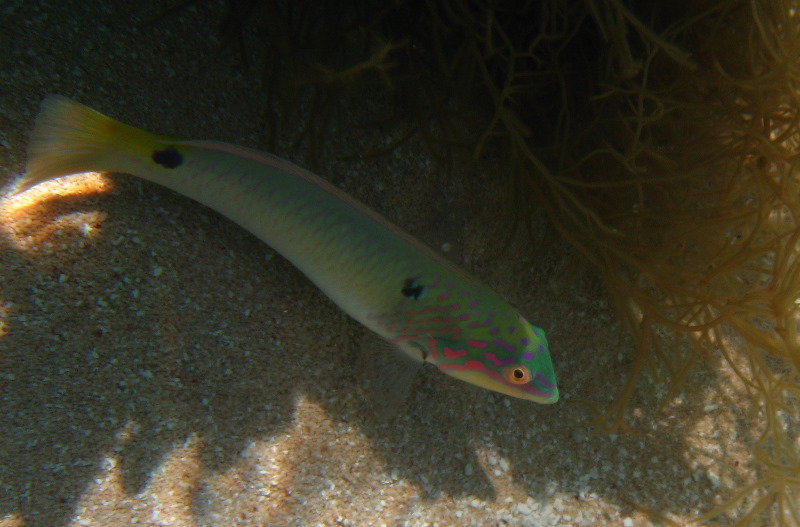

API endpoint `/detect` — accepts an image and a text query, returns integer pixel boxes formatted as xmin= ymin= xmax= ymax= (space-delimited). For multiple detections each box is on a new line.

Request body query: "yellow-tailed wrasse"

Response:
xmin=13 ymin=95 xmax=558 ymax=403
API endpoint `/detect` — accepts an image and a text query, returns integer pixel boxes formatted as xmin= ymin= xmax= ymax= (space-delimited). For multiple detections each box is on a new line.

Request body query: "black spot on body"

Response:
xmin=153 ymin=147 xmax=183 ymax=169
xmin=402 ymin=278 xmax=425 ymax=300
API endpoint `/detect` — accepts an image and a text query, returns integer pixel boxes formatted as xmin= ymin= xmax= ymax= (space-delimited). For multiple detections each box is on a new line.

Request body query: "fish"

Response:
xmin=12 ymin=95 xmax=558 ymax=403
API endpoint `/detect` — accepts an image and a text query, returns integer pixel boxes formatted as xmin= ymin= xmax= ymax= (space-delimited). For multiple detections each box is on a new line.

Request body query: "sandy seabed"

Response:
xmin=0 ymin=2 xmax=755 ymax=526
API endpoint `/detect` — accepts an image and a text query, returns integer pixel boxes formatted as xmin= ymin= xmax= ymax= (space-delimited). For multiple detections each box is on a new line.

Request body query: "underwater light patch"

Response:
xmin=0 ymin=171 xmax=112 ymax=249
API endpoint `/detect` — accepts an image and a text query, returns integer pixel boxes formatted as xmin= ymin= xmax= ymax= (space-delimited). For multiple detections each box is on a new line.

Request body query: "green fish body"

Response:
xmin=14 ymin=95 xmax=558 ymax=403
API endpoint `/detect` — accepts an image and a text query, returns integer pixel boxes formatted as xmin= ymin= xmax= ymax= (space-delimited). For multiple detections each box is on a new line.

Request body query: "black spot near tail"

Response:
xmin=153 ymin=147 xmax=183 ymax=169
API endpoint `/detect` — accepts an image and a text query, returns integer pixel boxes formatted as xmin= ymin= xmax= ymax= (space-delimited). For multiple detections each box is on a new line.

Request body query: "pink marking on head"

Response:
xmin=437 ymin=292 xmax=451 ymax=301
xmin=467 ymin=339 xmax=488 ymax=348
xmin=444 ymin=347 xmax=468 ymax=359
xmin=439 ymin=359 xmax=487 ymax=373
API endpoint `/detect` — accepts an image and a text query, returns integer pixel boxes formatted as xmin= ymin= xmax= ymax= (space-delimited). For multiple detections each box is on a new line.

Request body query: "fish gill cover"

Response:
xmin=192 ymin=0 xmax=800 ymax=524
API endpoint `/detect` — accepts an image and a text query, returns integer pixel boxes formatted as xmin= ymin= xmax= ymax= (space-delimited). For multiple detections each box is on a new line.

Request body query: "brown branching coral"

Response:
xmin=545 ymin=2 xmax=800 ymax=524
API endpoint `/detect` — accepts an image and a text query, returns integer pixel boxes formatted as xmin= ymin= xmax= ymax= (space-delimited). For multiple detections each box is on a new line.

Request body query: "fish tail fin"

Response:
xmin=13 ymin=95 xmax=164 ymax=196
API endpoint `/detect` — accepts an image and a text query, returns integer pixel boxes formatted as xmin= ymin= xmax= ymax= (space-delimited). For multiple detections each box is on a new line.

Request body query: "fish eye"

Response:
xmin=504 ymin=365 xmax=531 ymax=384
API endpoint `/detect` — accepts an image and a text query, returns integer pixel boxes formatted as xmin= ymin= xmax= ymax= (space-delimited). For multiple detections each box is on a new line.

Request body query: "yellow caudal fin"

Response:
xmin=13 ymin=95 xmax=162 ymax=196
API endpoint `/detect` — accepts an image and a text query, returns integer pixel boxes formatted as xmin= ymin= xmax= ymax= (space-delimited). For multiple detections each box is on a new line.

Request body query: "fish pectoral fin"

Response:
xmin=356 ymin=332 xmax=425 ymax=420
